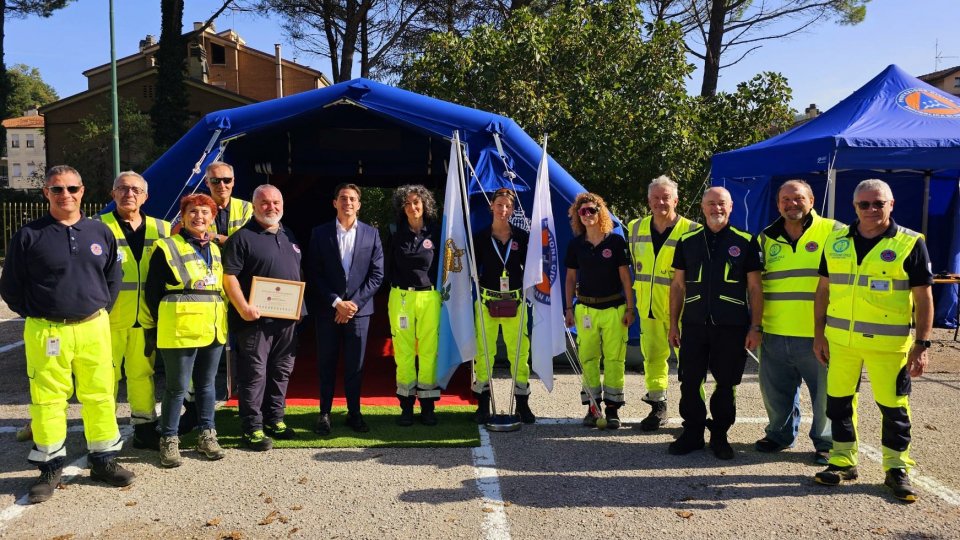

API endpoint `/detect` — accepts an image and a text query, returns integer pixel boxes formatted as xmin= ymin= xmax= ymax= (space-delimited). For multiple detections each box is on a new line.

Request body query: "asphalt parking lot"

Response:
xmin=1 ymin=307 xmax=959 ymax=539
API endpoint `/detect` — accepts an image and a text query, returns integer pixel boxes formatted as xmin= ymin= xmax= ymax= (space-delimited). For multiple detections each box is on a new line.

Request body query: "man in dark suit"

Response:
xmin=307 ymin=183 xmax=384 ymax=434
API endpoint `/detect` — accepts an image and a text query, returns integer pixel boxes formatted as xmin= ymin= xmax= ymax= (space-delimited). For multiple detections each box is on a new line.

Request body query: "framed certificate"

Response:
xmin=248 ymin=276 xmax=305 ymax=320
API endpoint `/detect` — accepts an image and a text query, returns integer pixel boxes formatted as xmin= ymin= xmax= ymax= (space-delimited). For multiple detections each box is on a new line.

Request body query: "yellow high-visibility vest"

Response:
xmin=627 ymin=215 xmax=699 ymax=320
xmin=823 ymin=224 xmax=919 ymax=352
xmin=96 ymin=212 xmax=172 ymax=330
xmin=207 ymin=197 xmax=252 ymax=237
xmin=153 ymin=235 xmax=227 ymax=349
xmin=759 ymin=211 xmax=842 ymax=337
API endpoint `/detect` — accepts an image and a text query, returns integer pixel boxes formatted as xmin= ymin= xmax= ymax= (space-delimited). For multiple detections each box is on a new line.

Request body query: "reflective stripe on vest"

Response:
xmin=627 ymin=215 xmax=699 ymax=320
xmin=95 ymin=212 xmax=172 ymax=329
xmin=208 ymin=198 xmax=253 ymax=237
xmin=760 ymin=213 xmax=840 ymax=336
xmin=823 ymin=225 xmax=919 ymax=352
xmin=154 ymin=236 xmax=227 ymax=349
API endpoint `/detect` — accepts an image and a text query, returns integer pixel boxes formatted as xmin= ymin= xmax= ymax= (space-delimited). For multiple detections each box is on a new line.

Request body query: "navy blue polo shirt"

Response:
xmin=474 ymin=225 xmax=528 ymax=291
xmin=0 ymin=213 xmax=121 ymax=319
xmin=564 ymin=233 xmax=629 ymax=309
xmin=222 ymin=219 xmax=304 ymax=327
xmin=386 ymin=220 xmax=439 ymax=289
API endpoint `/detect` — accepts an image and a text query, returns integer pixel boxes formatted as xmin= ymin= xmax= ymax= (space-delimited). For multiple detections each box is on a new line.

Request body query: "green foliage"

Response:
xmin=150 ymin=0 xmax=190 ymax=149
xmin=61 ymin=97 xmax=160 ymax=204
xmin=4 ymin=64 xmax=57 ymax=118
xmin=401 ymin=0 xmax=793 ymax=221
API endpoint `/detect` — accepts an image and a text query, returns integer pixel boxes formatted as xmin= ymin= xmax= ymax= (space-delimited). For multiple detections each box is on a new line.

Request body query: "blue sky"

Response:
xmin=4 ymin=0 xmax=958 ymax=113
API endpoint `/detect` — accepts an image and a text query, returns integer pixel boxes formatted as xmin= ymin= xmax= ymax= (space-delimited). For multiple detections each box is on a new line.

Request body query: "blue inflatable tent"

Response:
xmin=140 ymin=78 xmax=608 ymax=257
xmin=712 ymin=64 xmax=960 ymax=327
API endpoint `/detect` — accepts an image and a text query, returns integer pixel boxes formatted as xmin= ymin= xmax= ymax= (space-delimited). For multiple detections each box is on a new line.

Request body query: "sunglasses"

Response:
xmin=46 ymin=185 xmax=82 ymax=194
xmin=208 ymin=177 xmax=234 ymax=185
xmin=855 ymin=200 xmax=887 ymax=210
xmin=578 ymin=206 xmax=599 ymax=217
xmin=114 ymin=185 xmax=145 ymax=195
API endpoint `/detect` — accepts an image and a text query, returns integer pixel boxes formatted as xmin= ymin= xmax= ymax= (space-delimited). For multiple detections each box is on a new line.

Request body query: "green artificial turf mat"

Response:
xmin=179 ymin=405 xmax=480 ymax=448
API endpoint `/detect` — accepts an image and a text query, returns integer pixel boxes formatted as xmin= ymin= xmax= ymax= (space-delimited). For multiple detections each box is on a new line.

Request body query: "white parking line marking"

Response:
xmin=472 ymin=427 xmax=511 ymax=540
xmin=0 ymin=341 xmax=24 ymax=354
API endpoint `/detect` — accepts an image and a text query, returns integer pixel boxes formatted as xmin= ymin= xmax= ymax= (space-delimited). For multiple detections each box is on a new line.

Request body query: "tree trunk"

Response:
xmin=360 ymin=7 xmax=369 ymax=78
xmin=699 ymin=0 xmax=726 ymax=98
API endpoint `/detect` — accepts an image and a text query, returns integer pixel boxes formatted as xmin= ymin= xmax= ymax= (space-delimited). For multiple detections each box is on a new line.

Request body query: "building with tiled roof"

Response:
xmin=918 ymin=65 xmax=960 ymax=97
xmin=2 ymin=109 xmax=45 ymax=190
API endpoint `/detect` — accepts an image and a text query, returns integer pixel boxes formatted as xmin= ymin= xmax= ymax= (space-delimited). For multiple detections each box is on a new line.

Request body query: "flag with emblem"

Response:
xmin=436 ymin=132 xmax=477 ymax=387
xmin=522 ymin=139 xmax=564 ymax=392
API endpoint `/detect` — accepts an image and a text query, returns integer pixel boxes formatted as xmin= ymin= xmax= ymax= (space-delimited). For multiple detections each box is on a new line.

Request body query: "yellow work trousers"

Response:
xmin=110 ymin=327 xmax=157 ymax=424
xmin=24 ymin=311 xmax=122 ymax=464
xmin=473 ymin=300 xmax=530 ymax=395
xmin=825 ymin=340 xmax=914 ymax=471
xmin=388 ymin=288 xmax=442 ymax=399
xmin=639 ymin=317 xmax=672 ymax=401
xmin=576 ymin=304 xmax=627 ymax=405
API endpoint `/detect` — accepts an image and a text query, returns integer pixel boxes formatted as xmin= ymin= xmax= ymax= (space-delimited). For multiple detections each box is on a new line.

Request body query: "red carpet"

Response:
xmin=226 ymin=292 xmax=474 ymax=407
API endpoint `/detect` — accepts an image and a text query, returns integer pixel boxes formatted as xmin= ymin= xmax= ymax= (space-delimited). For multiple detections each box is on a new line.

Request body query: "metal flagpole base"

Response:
xmin=485 ymin=414 xmax=522 ymax=432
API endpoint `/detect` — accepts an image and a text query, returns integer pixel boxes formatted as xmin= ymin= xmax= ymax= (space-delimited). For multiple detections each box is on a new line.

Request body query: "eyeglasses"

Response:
xmin=114 ymin=186 xmax=145 ymax=195
xmin=208 ymin=177 xmax=233 ymax=185
xmin=855 ymin=200 xmax=887 ymax=210
xmin=578 ymin=206 xmax=599 ymax=217
xmin=46 ymin=185 xmax=82 ymax=194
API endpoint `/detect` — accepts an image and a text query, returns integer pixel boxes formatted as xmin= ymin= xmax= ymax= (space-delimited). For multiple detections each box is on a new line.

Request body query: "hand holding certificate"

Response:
xmin=248 ymin=276 xmax=305 ymax=320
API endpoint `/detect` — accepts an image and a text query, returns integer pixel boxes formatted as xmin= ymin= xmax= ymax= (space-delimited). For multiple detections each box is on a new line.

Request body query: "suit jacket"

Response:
xmin=307 ymin=219 xmax=384 ymax=319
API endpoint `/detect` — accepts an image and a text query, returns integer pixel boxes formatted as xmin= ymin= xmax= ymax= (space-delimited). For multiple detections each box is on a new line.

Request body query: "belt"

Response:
xmin=42 ymin=311 xmax=101 ymax=325
xmin=480 ymin=288 xmax=521 ymax=301
xmin=577 ymin=293 xmax=624 ymax=305
xmin=393 ymin=285 xmax=435 ymax=292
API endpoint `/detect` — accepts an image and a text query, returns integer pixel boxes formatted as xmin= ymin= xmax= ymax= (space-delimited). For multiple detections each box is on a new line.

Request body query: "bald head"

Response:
xmin=701 ymin=187 xmax=733 ymax=231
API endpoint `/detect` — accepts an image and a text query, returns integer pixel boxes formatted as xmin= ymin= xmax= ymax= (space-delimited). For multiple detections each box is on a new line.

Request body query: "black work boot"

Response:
xmin=89 ymin=456 xmax=135 ymax=487
xmin=420 ymin=398 xmax=438 ymax=426
xmin=132 ymin=421 xmax=160 ymax=451
xmin=514 ymin=394 xmax=536 ymax=424
xmin=605 ymin=404 xmax=622 ymax=430
xmin=474 ymin=391 xmax=491 ymax=424
xmin=178 ymin=400 xmax=199 ymax=435
xmin=28 ymin=459 xmax=64 ymax=504
xmin=639 ymin=399 xmax=668 ymax=432
xmin=884 ymin=468 xmax=918 ymax=502
xmin=668 ymin=429 xmax=705 ymax=455
xmin=396 ymin=395 xmax=415 ymax=427
xmin=709 ymin=429 xmax=735 ymax=460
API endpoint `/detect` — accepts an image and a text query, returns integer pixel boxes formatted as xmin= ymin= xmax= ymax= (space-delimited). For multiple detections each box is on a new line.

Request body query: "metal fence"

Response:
xmin=1 ymin=202 xmax=104 ymax=254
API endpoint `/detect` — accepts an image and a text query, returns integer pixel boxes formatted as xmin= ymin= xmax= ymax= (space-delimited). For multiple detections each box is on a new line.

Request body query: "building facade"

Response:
xmin=2 ymin=110 xmax=45 ymax=190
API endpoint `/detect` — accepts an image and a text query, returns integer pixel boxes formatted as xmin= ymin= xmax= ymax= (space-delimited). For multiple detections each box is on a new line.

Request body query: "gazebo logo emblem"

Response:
xmin=896 ymin=88 xmax=960 ymax=117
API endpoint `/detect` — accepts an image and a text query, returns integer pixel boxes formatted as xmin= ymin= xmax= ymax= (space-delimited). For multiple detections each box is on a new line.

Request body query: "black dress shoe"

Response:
xmin=314 ymin=412 xmax=332 ymax=435
xmin=345 ymin=412 xmax=370 ymax=433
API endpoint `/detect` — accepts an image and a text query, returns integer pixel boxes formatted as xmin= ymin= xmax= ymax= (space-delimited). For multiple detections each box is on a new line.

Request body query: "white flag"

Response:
xmin=436 ymin=132 xmax=477 ymax=388
xmin=522 ymin=140 xmax=564 ymax=392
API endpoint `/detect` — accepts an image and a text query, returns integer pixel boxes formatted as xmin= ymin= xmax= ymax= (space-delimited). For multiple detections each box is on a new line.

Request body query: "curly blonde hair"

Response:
xmin=568 ymin=192 xmax=613 ymax=236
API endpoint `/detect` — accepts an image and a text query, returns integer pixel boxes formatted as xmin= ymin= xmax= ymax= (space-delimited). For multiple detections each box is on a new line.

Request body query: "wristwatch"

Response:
xmin=914 ymin=339 xmax=932 ymax=349
xmin=750 ymin=325 xmax=763 ymax=333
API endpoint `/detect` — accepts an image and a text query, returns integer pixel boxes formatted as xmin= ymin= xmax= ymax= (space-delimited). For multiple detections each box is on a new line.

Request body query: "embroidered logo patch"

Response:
xmin=90 ymin=243 xmax=103 ymax=256
xmin=602 ymin=248 xmax=613 ymax=258
xmin=423 ymin=239 xmax=434 ymax=250
xmin=511 ymin=240 xmax=519 ymax=251
xmin=805 ymin=241 xmax=819 ymax=252
xmin=832 ymin=239 xmax=851 ymax=253
xmin=291 ymin=243 xmax=301 ymax=254
xmin=880 ymin=249 xmax=897 ymax=262
xmin=769 ymin=244 xmax=781 ymax=257
xmin=728 ymin=246 xmax=741 ymax=257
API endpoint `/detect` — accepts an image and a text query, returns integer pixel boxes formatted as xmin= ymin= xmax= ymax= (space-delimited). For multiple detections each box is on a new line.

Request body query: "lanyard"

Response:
xmin=190 ymin=242 xmax=213 ymax=271
xmin=491 ymin=236 xmax=511 ymax=273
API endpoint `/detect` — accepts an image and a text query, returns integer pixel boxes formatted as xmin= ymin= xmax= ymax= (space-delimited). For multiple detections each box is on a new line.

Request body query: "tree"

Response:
xmin=402 ymin=0 xmax=793 ymax=217
xmin=641 ymin=0 xmax=868 ymax=97
xmin=5 ymin=63 xmax=57 ymax=117
xmin=1 ymin=1 xmax=72 ymax=153
xmin=64 ymin=97 xmax=159 ymax=203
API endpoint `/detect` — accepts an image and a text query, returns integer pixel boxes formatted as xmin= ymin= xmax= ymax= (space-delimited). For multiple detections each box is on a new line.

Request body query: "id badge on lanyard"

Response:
xmin=500 ymin=271 xmax=510 ymax=292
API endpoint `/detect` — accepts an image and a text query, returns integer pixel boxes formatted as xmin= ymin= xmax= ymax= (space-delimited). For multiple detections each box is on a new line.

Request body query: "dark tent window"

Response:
xmin=211 ymin=43 xmax=226 ymax=65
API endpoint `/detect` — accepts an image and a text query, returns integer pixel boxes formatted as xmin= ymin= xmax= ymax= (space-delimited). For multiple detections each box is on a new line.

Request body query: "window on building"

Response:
xmin=954 ymin=77 xmax=960 ymax=88
xmin=26 ymin=164 xmax=35 ymax=177
xmin=10 ymin=134 xmax=19 ymax=148
xmin=211 ymin=43 xmax=226 ymax=65
xmin=25 ymin=134 xmax=34 ymax=148
xmin=143 ymin=85 xmax=154 ymax=99
xmin=11 ymin=163 xmax=21 ymax=177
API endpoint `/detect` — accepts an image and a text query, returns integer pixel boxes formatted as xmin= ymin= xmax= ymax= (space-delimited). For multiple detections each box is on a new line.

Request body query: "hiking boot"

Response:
xmin=159 ymin=436 xmax=182 ymax=468
xmin=197 ymin=428 xmax=227 ymax=460
xmin=639 ymin=400 xmax=668 ymax=432
xmin=242 ymin=430 xmax=273 ymax=452
xmin=132 ymin=421 xmax=160 ymax=451
xmin=605 ymin=405 xmax=621 ymax=430
xmin=885 ymin=468 xmax=918 ymax=502
xmin=668 ymin=430 xmax=705 ymax=455
xmin=89 ymin=458 xmax=135 ymax=487
xmin=16 ymin=423 xmax=33 ymax=443
xmin=474 ymin=391 xmax=491 ymax=424
xmin=178 ymin=400 xmax=198 ymax=435
xmin=814 ymin=464 xmax=859 ymax=486
xmin=583 ymin=404 xmax=601 ymax=427
xmin=515 ymin=394 xmax=536 ymax=424
xmin=397 ymin=395 xmax=415 ymax=427
xmin=265 ymin=421 xmax=296 ymax=440
xmin=710 ymin=431 xmax=735 ymax=460
xmin=420 ymin=399 xmax=438 ymax=426
xmin=27 ymin=463 xmax=63 ymax=504
xmin=813 ymin=450 xmax=830 ymax=466
xmin=754 ymin=437 xmax=789 ymax=453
